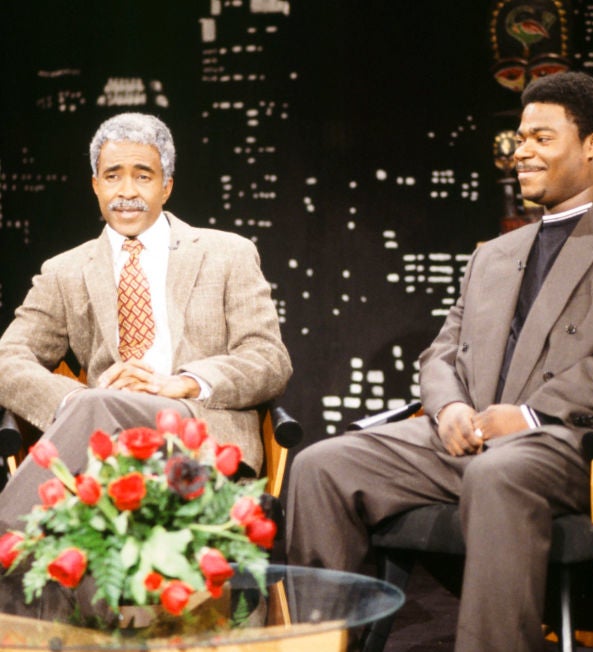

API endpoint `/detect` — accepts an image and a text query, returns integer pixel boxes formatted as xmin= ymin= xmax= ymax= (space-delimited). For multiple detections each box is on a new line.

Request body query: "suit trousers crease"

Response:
xmin=0 ymin=388 xmax=193 ymax=533
xmin=286 ymin=418 xmax=590 ymax=652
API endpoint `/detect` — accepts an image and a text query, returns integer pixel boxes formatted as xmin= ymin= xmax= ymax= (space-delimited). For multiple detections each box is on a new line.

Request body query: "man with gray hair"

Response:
xmin=0 ymin=112 xmax=292 ymax=531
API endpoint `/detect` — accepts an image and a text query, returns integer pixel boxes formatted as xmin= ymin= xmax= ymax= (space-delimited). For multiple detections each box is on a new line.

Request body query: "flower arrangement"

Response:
xmin=0 ymin=409 xmax=277 ymax=620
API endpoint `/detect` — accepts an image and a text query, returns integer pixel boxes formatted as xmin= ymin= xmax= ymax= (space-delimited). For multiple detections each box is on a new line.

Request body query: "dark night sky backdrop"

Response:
xmin=0 ymin=1 xmax=587 ymax=465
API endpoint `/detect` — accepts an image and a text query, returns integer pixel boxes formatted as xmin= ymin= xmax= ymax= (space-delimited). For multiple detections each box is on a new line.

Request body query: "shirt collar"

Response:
xmin=542 ymin=202 xmax=592 ymax=225
xmin=106 ymin=213 xmax=170 ymax=256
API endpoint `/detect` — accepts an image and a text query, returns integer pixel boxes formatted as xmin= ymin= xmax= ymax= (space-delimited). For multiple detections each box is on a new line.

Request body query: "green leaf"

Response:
xmin=120 ymin=537 xmax=140 ymax=569
xmin=129 ymin=562 xmax=151 ymax=605
xmin=88 ymin=544 xmax=126 ymax=609
xmin=90 ymin=514 xmax=107 ymax=531
xmin=139 ymin=526 xmax=194 ymax=577
xmin=113 ymin=512 xmax=129 ymax=536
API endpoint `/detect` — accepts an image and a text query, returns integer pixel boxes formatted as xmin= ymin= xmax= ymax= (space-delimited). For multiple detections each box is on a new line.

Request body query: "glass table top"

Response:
xmin=0 ymin=564 xmax=404 ymax=650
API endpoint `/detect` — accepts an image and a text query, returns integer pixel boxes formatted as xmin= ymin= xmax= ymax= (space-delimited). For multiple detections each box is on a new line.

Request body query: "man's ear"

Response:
xmin=91 ymin=176 xmax=99 ymax=197
xmin=162 ymin=177 xmax=174 ymax=204
xmin=586 ymin=133 xmax=593 ymax=160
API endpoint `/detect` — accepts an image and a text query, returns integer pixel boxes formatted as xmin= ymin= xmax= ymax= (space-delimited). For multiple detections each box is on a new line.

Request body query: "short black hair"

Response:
xmin=521 ymin=71 xmax=593 ymax=140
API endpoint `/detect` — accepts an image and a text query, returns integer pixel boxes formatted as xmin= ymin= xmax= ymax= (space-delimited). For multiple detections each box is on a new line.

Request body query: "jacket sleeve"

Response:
xmin=418 ymin=250 xmax=477 ymax=420
xmin=0 ymin=260 xmax=84 ymax=430
xmin=176 ymin=237 xmax=292 ymax=409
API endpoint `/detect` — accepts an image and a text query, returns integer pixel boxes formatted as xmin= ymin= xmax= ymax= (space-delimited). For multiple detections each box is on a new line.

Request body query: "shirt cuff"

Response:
xmin=180 ymin=372 xmax=211 ymax=400
xmin=520 ymin=404 xmax=540 ymax=429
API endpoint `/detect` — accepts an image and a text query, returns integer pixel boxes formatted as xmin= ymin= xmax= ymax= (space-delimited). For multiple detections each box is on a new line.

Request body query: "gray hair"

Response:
xmin=89 ymin=113 xmax=176 ymax=183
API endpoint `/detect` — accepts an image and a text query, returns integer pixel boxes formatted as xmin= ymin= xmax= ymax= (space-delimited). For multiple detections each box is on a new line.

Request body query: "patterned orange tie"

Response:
xmin=117 ymin=238 xmax=155 ymax=361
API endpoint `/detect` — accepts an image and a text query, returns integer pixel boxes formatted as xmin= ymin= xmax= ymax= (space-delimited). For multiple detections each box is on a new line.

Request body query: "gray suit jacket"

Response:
xmin=0 ymin=213 xmax=292 ymax=471
xmin=418 ymin=206 xmax=593 ymax=453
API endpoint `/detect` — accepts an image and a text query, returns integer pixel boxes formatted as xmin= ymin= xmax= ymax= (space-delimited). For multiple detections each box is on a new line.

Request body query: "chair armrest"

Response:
xmin=259 ymin=402 xmax=301 ymax=498
xmin=347 ymin=400 xmax=423 ymax=431
xmin=0 ymin=409 xmax=24 ymax=490
xmin=268 ymin=404 xmax=303 ymax=448
xmin=0 ymin=409 xmax=23 ymax=458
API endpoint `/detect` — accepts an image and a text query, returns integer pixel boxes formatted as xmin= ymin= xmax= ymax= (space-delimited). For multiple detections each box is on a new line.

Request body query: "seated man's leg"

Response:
xmin=286 ymin=415 xmax=467 ymax=571
xmin=0 ymin=389 xmax=193 ymax=532
xmin=455 ymin=433 xmax=589 ymax=652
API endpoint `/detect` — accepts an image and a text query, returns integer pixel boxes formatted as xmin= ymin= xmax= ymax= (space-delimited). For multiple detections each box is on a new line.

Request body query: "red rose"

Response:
xmin=180 ymin=418 xmax=208 ymax=450
xmin=246 ymin=517 xmax=277 ymax=549
xmin=118 ymin=427 xmax=164 ymax=460
xmin=160 ymin=580 xmax=194 ymax=616
xmin=89 ymin=430 xmax=114 ymax=460
xmin=0 ymin=532 xmax=24 ymax=568
xmin=144 ymin=571 xmax=164 ymax=592
xmin=215 ymin=444 xmax=242 ymax=477
xmin=29 ymin=440 xmax=59 ymax=469
xmin=230 ymin=496 xmax=264 ymax=525
xmin=155 ymin=409 xmax=183 ymax=436
xmin=199 ymin=548 xmax=234 ymax=598
xmin=47 ymin=548 xmax=87 ymax=589
xmin=107 ymin=472 xmax=146 ymax=511
xmin=38 ymin=478 xmax=66 ymax=507
xmin=75 ymin=475 xmax=102 ymax=506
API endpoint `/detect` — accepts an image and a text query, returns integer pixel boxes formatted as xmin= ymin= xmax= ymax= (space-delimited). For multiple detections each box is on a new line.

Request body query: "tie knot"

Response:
xmin=122 ymin=238 xmax=143 ymax=256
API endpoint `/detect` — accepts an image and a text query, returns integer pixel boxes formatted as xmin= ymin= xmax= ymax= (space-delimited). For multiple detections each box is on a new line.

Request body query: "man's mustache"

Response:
xmin=108 ymin=199 xmax=149 ymax=212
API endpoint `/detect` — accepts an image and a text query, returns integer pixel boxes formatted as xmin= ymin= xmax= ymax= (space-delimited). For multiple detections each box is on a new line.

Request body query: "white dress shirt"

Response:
xmin=106 ymin=213 xmax=210 ymax=398
xmin=107 ymin=213 xmax=172 ymax=375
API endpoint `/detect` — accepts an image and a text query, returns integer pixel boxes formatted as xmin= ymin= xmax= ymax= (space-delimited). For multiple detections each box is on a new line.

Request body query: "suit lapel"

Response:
xmin=165 ymin=213 xmax=205 ymax=361
xmin=81 ymin=215 xmax=204 ymax=367
xmin=501 ymin=208 xmax=593 ymax=403
xmin=472 ymin=225 xmax=539 ymax=408
xmin=83 ymin=229 xmax=119 ymax=360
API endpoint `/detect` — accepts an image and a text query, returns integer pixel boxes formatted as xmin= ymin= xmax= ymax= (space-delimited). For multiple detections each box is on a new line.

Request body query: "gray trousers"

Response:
xmin=286 ymin=416 xmax=590 ymax=652
xmin=0 ymin=388 xmax=193 ymax=533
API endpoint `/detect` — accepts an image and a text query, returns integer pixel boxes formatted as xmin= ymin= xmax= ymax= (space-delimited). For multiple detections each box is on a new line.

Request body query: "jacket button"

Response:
xmin=543 ymin=371 xmax=554 ymax=381
xmin=461 ymin=342 xmax=469 ymax=352
xmin=565 ymin=324 xmax=577 ymax=334
xmin=571 ymin=413 xmax=593 ymax=427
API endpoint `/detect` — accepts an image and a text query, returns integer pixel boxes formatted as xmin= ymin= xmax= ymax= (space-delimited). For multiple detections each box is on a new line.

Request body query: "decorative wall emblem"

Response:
xmin=489 ymin=0 xmax=572 ymax=91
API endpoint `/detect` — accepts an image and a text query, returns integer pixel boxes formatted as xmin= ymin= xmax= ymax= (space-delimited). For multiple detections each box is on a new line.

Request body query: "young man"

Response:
xmin=287 ymin=71 xmax=593 ymax=652
xmin=0 ymin=113 xmax=292 ymax=529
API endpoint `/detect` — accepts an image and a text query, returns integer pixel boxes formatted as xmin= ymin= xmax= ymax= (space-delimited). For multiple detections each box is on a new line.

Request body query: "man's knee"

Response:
xmin=461 ymin=453 xmax=506 ymax=492
xmin=290 ymin=435 xmax=362 ymax=492
xmin=58 ymin=387 xmax=119 ymax=414
xmin=460 ymin=448 xmax=544 ymax=513
xmin=292 ymin=438 xmax=338 ymax=478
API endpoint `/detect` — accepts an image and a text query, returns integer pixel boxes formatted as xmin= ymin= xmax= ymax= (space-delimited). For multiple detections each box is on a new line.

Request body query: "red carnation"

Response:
xmin=0 ymin=532 xmax=24 ymax=569
xmin=29 ymin=440 xmax=58 ymax=469
xmin=107 ymin=472 xmax=146 ymax=511
xmin=215 ymin=444 xmax=242 ymax=477
xmin=246 ymin=517 xmax=277 ymax=549
xmin=38 ymin=478 xmax=66 ymax=507
xmin=118 ymin=427 xmax=164 ymax=460
xmin=89 ymin=430 xmax=114 ymax=460
xmin=160 ymin=580 xmax=194 ymax=615
xmin=75 ymin=474 xmax=102 ymax=506
xmin=155 ymin=409 xmax=183 ymax=436
xmin=144 ymin=571 xmax=164 ymax=592
xmin=230 ymin=496 xmax=264 ymax=525
xmin=180 ymin=418 xmax=209 ymax=451
xmin=47 ymin=548 xmax=87 ymax=589
xmin=199 ymin=548 xmax=234 ymax=598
